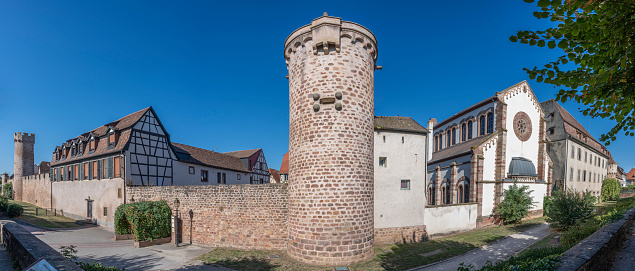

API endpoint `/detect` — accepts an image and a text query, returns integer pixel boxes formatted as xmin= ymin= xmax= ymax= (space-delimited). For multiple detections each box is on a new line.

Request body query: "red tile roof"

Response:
xmin=280 ymin=152 xmax=289 ymax=174
xmin=554 ymin=102 xmax=609 ymax=157
xmin=223 ymin=149 xmax=262 ymax=171
xmin=627 ymin=168 xmax=635 ymax=181
xmin=269 ymin=168 xmax=281 ymax=183
xmin=374 ymin=116 xmax=428 ymax=134
xmin=429 ymin=133 xmax=494 ymax=164
xmin=49 ymin=107 xmax=150 ymax=166
xmin=173 ymin=143 xmax=249 ymax=173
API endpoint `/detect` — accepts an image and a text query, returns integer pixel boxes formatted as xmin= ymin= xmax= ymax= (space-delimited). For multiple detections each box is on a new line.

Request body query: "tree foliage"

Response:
xmin=496 ymin=183 xmax=535 ymax=224
xmin=114 ymin=200 xmax=171 ymax=241
xmin=601 ymin=178 xmax=621 ymax=201
xmin=511 ymin=0 xmax=635 ymax=144
xmin=2 ymin=183 xmax=13 ymax=199
xmin=544 ymin=189 xmax=595 ymax=229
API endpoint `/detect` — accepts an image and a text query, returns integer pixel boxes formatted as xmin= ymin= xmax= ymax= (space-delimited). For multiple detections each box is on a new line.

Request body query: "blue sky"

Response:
xmin=1 ymin=1 xmax=633 ymax=174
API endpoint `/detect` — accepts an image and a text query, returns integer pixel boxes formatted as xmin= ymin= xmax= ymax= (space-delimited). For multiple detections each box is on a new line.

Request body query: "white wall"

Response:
xmin=374 ymin=130 xmax=427 ymax=229
xmin=424 ymin=204 xmax=477 ymax=235
xmin=173 ymin=161 xmax=249 ymax=186
xmin=482 ymin=182 xmax=495 ymax=216
xmin=434 ymin=102 xmax=495 ymax=148
xmin=502 ymin=182 xmax=547 ymax=211
xmin=502 ymin=86 xmax=541 ymax=178
xmin=482 ymin=136 xmax=498 ymax=181
xmin=565 ymin=139 xmax=607 ymax=195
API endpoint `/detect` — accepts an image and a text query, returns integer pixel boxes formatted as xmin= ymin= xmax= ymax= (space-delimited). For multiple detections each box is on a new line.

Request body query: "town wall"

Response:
xmin=126 ymin=183 xmax=288 ymax=250
xmin=51 ymin=178 xmax=125 ymax=228
xmin=19 ymin=173 xmax=51 ymax=209
xmin=374 ymin=225 xmax=427 ymax=245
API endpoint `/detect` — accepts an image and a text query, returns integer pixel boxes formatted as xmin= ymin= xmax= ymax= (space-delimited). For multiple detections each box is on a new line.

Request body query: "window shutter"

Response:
xmin=79 ymin=164 xmax=83 ymax=181
xmin=98 ymin=160 xmax=102 ymax=180
xmin=107 ymin=158 xmax=113 ymax=178
xmin=50 ymin=169 xmax=54 ymax=182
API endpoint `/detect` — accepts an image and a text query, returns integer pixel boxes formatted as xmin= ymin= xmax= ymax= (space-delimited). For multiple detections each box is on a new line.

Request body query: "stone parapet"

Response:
xmin=0 ymin=221 xmax=82 ymax=270
xmin=556 ymin=208 xmax=635 ymax=271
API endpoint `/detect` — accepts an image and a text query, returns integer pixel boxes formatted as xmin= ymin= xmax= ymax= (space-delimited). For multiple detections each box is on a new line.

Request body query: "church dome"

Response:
xmin=508 ymin=157 xmax=538 ymax=177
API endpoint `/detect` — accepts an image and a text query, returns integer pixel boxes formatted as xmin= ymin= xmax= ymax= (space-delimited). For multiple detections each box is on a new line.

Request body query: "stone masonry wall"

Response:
xmin=20 ymin=173 xmax=52 ymax=209
xmin=126 ymin=184 xmax=288 ymax=250
xmin=374 ymin=226 xmax=427 ymax=245
xmin=285 ymin=15 xmax=378 ymax=265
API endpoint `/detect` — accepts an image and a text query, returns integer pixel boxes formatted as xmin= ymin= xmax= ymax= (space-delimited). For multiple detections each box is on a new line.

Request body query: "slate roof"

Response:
xmin=428 ymin=134 xmax=493 ymax=164
xmin=374 ymin=116 xmax=428 ymax=134
xmin=173 ymin=143 xmax=249 ymax=173
xmin=280 ymin=152 xmax=289 ymax=174
xmin=269 ymin=168 xmax=281 ymax=183
xmin=50 ymin=107 xmax=151 ymax=167
xmin=552 ymin=101 xmax=609 ymax=157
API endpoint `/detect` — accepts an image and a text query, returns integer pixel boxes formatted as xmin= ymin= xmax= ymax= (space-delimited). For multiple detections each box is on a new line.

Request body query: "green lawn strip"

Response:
xmin=8 ymin=200 xmax=79 ymax=228
xmin=199 ymin=217 xmax=545 ymax=271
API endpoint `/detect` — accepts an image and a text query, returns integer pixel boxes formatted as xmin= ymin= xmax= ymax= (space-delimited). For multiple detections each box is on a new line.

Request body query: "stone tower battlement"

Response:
xmin=14 ymin=132 xmax=35 ymax=182
xmin=285 ymin=13 xmax=378 ymax=266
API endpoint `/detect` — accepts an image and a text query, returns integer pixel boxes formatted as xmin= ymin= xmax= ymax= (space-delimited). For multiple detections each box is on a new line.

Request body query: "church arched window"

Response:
xmin=458 ymin=178 xmax=470 ymax=203
xmin=487 ymin=113 xmax=494 ymax=134
xmin=480 ymin=115 xmax=486 ymax=136
xmin=452 ymin=128 xmax=456 ymax=145
xmin=468 ymin=120 xmax=473 ymax=139
xmin=461 ymin=124 xmax=466 ymax=142
xmin=427 ymin=183 xmax=436 ymax=205
xmin=441 ymin=179 xmax=451 ymax=204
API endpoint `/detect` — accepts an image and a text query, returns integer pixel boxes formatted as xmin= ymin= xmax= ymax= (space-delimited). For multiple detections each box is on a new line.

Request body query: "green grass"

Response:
xmin=198 ymin=217 xmax=546 ymax=271
xmin=9 ymin=200 xmax=80 ymax=228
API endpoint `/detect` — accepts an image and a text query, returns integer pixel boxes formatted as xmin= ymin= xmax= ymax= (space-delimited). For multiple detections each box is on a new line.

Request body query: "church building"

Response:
xmin=426 ymin=81 xmax=552 ymax=235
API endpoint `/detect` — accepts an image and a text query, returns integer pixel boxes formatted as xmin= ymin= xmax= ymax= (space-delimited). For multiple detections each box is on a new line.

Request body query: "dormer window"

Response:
xmin=78 ymin=141 xmax=83 ymax=154
xmin=71 ymin=146 xmax=76 ymax=157
xmin=62 ymin=147 xmax=67 ymax=159
xmin=107 ymin=128 xmax=116 ymax=148
xmin=89 ymin=138 xmax=96 ymax=151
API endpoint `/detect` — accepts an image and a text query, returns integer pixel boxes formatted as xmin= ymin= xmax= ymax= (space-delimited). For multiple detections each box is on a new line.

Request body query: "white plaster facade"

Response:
xmin=374 ymin=129 xmax=427 ymax=229
xmin=172 ymin=161 xmax=249 ymax=186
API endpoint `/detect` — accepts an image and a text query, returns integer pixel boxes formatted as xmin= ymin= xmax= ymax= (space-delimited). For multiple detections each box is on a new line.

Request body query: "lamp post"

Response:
xmin=174 ymin=198 xmax=180 ymax=247
xmin=189 ymin=209 xmax=193 ymax=245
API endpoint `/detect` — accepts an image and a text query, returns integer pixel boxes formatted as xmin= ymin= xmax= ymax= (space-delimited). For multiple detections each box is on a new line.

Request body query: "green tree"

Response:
xmin=544 ymin=189 xmax=595 ymax=229
xmin=601 ymin=178 xmax=621 ymax=201
xmin=2 ymin=183 xmax=12 ymax=199
xmin=496 ymin=183 xmax=535 ymax=224
xmin=510 ymin=0 xmax=634 ymax=145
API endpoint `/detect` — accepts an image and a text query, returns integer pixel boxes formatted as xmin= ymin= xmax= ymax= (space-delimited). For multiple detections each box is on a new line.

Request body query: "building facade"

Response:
xmin=224 ymin=149 xmax=270 ymax=184
xmin=541 ymin=99 xmax=610 ymax=196
xmin=426 ymin=81 xmax=551 ymax=234
xmin=373 ymin=116 xmax=428 ymax=243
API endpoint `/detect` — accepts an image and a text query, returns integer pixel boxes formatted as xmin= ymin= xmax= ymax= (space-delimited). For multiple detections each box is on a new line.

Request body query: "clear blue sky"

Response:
xmin=1 ymin=1 xmax=633 ymax=174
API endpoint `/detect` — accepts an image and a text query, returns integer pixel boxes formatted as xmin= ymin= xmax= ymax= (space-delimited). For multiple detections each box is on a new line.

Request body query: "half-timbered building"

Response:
xmin=224 ymin=149 xmax=270 ymax=184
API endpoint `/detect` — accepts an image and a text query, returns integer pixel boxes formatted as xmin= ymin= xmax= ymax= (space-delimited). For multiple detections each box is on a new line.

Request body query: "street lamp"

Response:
xmin=174 ymin=198 xmax=180 ymax=247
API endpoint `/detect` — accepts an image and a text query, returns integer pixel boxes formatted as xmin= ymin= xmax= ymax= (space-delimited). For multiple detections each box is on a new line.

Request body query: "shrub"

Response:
xmin=601 ymin=178 xmax=621 ymax=202
xmin=6 ymin=203 xmax=24 ymax=218
xmin=544 ymin=190 xmax=595 ymax=230
xmin=2 ymin=183 xmax=13 ymax=199
xmin=114 ymin=200 xmax=171 ymax=241
xmin=0 ymin=196 xmax=8 ymax=212
xmin=77 ymin=262 xmax=123 ymax=271
xmin=459 ymin=247 xmax=566 ymax=270
xmin=495 ymin=183 xmax=535 ymax=224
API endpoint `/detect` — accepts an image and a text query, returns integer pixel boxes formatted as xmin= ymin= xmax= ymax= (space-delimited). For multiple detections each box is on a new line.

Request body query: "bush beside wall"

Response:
xmin=114 ymin=200 xmax=171 ymax=241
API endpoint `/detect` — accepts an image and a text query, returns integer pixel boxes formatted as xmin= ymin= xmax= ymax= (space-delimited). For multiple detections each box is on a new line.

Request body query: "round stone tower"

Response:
xmin=14 ymin=132 xmax=35 ymax=200
xmin=284 ymin=13 xmax=378 ymax=265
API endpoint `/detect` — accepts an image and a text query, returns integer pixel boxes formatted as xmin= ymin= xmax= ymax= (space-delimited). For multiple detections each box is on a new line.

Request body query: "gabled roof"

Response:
xmin=50 ymin=107 xmax=151 ymax=166
xmin=374 ymin=116 xmax=428 ymax=134
xmin=269 ymin=168 xmax=281 ymax=183
xmin=627 ymin=168 xmax=635 ymax=180
xmin=550 ymin=100 xmax=609 ymax=157
xmin=436 ymin=95 xmax=497 ymax=128
xmin=223 ymin=149 xmax=261 ymax=159
xmin=280 ymin=152 xmax=289 ymax=174
xmin=173 ymin=143 xmax=249 ymax=173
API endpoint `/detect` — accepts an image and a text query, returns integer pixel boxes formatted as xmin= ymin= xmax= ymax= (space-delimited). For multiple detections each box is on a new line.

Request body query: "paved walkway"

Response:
xmin=412 ymin=223 xmax=551 ymax=271
xmin=609 ymin=221 xmax=635 ymax=271
xmin=24 ymin=224 xmax=214 ymax=270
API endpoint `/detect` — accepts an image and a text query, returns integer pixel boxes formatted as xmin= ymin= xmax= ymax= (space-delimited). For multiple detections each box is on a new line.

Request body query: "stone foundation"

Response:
xmin=374 ymin=225 xmax=427 ymax=245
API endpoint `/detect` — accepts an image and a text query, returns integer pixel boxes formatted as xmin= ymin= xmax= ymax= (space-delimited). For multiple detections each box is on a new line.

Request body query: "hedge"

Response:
xmin=601 ymin=178 xmax=621 ymax=202
xmin=114 ymin=200 xmax=171 ymax=241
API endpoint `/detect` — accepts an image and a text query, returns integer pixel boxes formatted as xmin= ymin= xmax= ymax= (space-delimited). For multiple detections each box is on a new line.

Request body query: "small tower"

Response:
xmin=1 ymin=173 xmax=8 ymax=185
xmin=284 ymin=13 xmax=378 ymax=265
xmin=14 ymin=132 xmax=35 ymax=180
